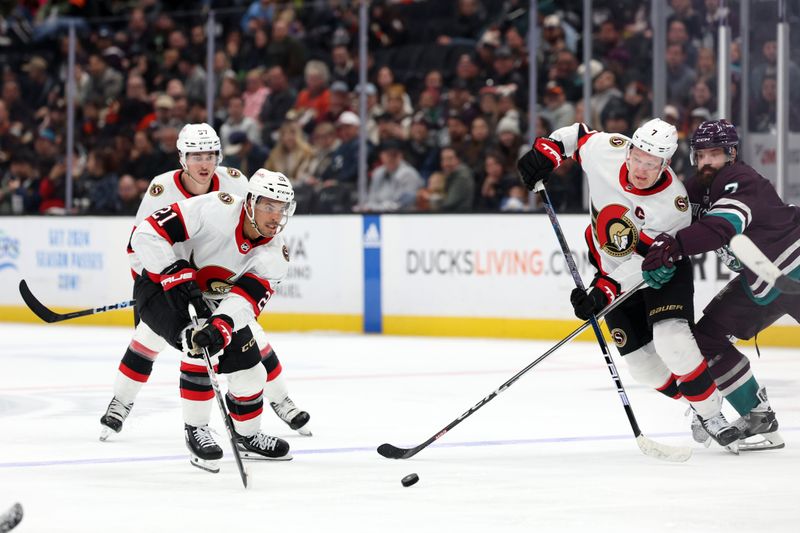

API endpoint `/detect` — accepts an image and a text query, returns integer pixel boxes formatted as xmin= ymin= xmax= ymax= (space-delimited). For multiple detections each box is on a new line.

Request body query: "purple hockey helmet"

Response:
xmin=689 ymin=120 xmax=739 ymax=165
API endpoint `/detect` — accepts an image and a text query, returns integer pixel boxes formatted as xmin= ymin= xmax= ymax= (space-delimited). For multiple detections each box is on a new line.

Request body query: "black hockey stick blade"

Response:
xmin=730 ymin=235 xmax=800 ymax=294
xmin=19 ymin=280 xmax=135 ymax=323
xmin=377 ymin=443 xmax=418 ymax=459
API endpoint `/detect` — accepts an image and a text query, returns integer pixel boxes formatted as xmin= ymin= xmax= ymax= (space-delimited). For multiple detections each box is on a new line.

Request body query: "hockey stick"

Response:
xmin=188 ymin=304 xmax=249 ymax=488
xmin=18 ymin=280 xmax=135 ymax=323
xmin=536 ymin=183 xmax=691 ymax=462
xmin=377 ymin=283 xmax=642 ymax=460
xmin=0 ymin=503 xmax=22 ymax=532
xmin=729 ymin=234 xmax=800 ymax=294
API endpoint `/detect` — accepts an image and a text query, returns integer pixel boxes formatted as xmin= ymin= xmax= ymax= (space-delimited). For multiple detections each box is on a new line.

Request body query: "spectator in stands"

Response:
xmin=220 ymin=96 xmax=261 ymax=147
xmin=477 ymin=86 xmax=500 ymax=131
xmin=688 ymin=78 xmax=716 ymax=117
xmin=267 ymin=18 xmax=306 ymax=81
xmin=462 ymin=116 xmax=492 ymax=172
xmin=750 ymin=39 xmax=800 ymax=104
xmin=383 ymin=84 xmax=412 ymax=139
xmin=437 ymin=0 xmax=485 ymax=46
xmin=129 ymin=130 xmax=167 ymax=183
xmin=81 ymin=148 xmax=119 ymax=215
xmin=242 ymin=68 xmax=269 ymax=121
xmin=0 ymin=151 xmax=36 ymax=215
xmin=176 ymin=51 xmax=207 ymax=104
xmin=491 ymin=46 xmax=526 ymax=100
xmin=695 ymin=47 xmax=716 ymax=80
xmin=600 ymin=103 xmax=633 ymax=136
xmin=331 ymin=45 xmax=358 ymax=90
xmin=475 ymin=151 xmax=517 ymax=212
xmin=547 ymin=50 xmax=581 ymax=103
xmin=403 ymin=113 xmax=439 ymax=181
xmin=418 ymin=146 xmax=473 ymax=212
xmin=240 ymin=27 xmax=270 ymax=72
xmin=294 ymin=60 xmax=331 ymax=128
xmin=368 ymin=1 xmax=407 ymax=48
xmin=589 ymin=69 xmax=623 ymax=129
xmin=416 ymin=170 xmax=446 ymax=211
xmin=2 ymin=80 xmax=33 ymax=129
xmin=667 ymin=19 xmax=698 ymax=68
xmin=115 ymin=174 xmax=141 ymax=216
xmin=301 ymin=121 xmax=339 ymax=187
xmin=20 ymin=56 xmax=55 ymax=114
xmin=241 ymin=0 xmax=275 ymax=33
xmin=542 ymin=81 xmax=575 ymax=130
xmin=455 ymin=53 xmax=483 ymax=93
xmin=362 ymin=139 xmax=423 ymax=212
xmin=665 ymin=43 xmax=696 ymax=108
xmin=225 ymin=131 xmax=270 ymax=178
xmin=495 ymin=115 xmax=525 ymax=171
xmin=319 ymin=80 xmax=351 ymax=125
xmin=82 ymin=53 xmax=124 ymax=107
xmin=259 ymin=66 xmax=296 ymax=147
xmin=117 ymin=74 xmax=152 ymax=130
xmin=265 ymin=120 xmax=313 ymax=181
xmin=668 ymin=0 xmax=703 ymax=43
xmin=444 ymin=110 xmax=470 ymax=161
xmin=622 ymin=80 xmax=651 ymax=129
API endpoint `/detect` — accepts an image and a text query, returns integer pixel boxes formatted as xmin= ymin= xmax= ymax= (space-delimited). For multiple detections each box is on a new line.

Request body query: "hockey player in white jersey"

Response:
xmin=518 ymin=119 xmax=740 ymax=449
xmin=129 ymin=169 xmax=298 ymax=471
xmin=100 ymin=124 xmax=310 ymax=451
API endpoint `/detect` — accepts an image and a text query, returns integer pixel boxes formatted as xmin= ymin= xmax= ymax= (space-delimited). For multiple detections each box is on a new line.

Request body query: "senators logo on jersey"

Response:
xmin=592 ymin=204 xmax=638 ymax=257
xmin=149 ymin=184 xmax=164 ymax=197
xmin=674 ymin=195 xmax=689 ymax=212
xmin=218 ymin=192 xmax=234 ymax=204
xmin=195 ymin=264 xmax=236 ymax=295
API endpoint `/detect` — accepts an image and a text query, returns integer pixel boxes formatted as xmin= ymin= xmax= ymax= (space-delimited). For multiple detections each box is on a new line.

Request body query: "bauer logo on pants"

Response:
xmin=610 ymin=328 xmax=627 ymax=348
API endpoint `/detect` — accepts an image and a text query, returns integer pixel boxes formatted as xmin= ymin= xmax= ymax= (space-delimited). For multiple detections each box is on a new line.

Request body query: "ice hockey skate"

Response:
xmin=99 ymin=397 xmax=134 ymax=441
xmin=185 ymin=424 xmax=223 ymax=473
xmin=733 ymin=388 xmax=785 ymax=451
xmin=270 ymin=396 xmax=312 ymax=436
xmin=0 ymin=502 xmax=23 ymax=532
xmin=236 ymin=430 xmax=292 ymax=461
xmin=695 ymin=410 xmax=741 ymax=453
xmin=688 ymin=409 xmax=711 ymax=448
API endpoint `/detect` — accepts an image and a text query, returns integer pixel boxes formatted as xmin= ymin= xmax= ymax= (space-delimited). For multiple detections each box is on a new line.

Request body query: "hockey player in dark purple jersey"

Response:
xmin=642 ymin=119 xmax=800 ymax=450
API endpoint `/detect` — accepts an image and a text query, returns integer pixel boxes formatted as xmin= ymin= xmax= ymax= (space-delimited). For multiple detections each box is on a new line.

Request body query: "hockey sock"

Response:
xmin=180 ymin=361 xmax=214 ymax=427
xmin=722 ymin=376 xmax=760 ymax=416
xmin=655 ymin=374 xmax=682 ymax=400
xmin=261 ymin=346 xmax=289 ymax=402
xmin=676 ymin=360 xmax=720 ymax=418
xmin=226 ymin=391 xmax=264 ymax=436
xmin=114 ymin=342 xmax=158 ymax=404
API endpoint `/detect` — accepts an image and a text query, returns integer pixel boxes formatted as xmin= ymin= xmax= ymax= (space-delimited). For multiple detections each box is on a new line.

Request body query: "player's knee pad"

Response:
xmin=652 ymin=318 xmax=703 ymax=375
xmin=131 ymin=320 xmax=168 ymax=356
xmin=227 ymin=364 xmax=267 ymax=398
xmin=624 ymin=343 xmax=672 ymax=389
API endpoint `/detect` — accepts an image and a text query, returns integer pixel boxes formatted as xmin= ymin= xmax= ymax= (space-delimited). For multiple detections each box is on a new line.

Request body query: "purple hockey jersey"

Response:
xmin=678 ymin=161 xmax=800 ymax=302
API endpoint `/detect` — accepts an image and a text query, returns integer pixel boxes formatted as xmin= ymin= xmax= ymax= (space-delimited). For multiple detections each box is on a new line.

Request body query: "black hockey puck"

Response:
xmin=401 ymin=473 xmax=419 ymax=487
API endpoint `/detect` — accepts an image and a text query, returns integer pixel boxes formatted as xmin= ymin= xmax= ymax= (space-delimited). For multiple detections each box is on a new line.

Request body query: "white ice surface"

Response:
xmin=0 ymin=324 xmax=798 ymax=532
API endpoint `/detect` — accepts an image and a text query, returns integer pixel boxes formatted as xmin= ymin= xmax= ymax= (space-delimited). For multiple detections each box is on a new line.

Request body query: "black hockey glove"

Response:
xmin=570 ymin=275 xmax=621 ymax=321
xmin=642 ymin=232 xmax=683 ymax=271
xmin=183 ymin=315 xmax=234 ymax=357
xmin=517 ymin=137 xmax=566 ymax=191
xmin=159 ymin=259 xmax=211 ymax=318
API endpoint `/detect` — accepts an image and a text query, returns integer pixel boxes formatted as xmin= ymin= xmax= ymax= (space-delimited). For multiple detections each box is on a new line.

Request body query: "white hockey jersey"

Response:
xmin=550 ymin=123 xmax=691 ymax=292
xmin=130 ymin=192 xmax=290 ymax=331
xmin=127 ymin=166 xmax=247 ymax=275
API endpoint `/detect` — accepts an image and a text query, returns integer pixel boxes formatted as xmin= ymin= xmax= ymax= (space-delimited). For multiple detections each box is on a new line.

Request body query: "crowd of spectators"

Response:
xmin=0 ymin=0 xmax=798 ymax=216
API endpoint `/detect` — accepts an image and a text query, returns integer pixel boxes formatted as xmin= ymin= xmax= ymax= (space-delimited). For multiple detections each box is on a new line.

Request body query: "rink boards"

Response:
xmin=0 ymin=214 xmax=797 ymax=346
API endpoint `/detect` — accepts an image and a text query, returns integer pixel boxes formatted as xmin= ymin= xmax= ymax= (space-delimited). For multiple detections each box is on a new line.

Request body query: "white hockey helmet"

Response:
xmin=629 ymin=118 xmax=678 ymax=161
xmin=246 ymin=168 xmax=296 ymax=236
xmin=177 ymin=123 xmax=222 ymax=170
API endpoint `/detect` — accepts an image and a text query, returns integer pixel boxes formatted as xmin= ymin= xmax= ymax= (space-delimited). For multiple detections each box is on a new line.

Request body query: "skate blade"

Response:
xmin=724 ymin=440 xmax=740 ymax=455
xmin=189 ymin=456 xmax=220 ymax=473
xmin=295 ymin=427 xmax=312 ymax=437
xmin=239 ymin=448 xmax=293 ymax=461
xmin=738 ymin=431 xmax=786 ymax=451
xmin=99 ymin=426 xmax=116 ymax=442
